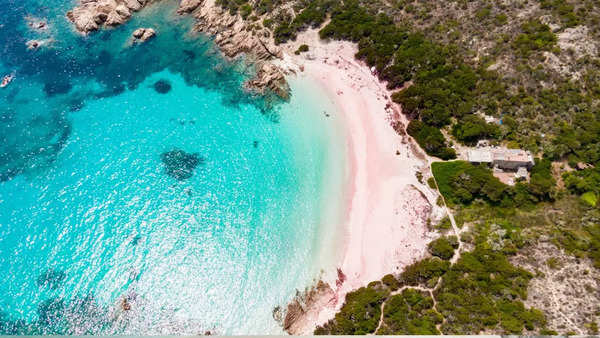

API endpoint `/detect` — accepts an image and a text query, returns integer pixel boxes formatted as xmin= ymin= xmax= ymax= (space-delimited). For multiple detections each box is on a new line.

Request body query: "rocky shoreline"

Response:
xmin=67 ymin=0 xmax=152 ymax=33
xmin=66 ymin=0 xmax=290 ymax=99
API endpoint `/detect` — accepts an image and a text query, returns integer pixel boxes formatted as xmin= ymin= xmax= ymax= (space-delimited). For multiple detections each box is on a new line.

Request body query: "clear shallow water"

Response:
xmin=0 ymin=0 xmax=345 ymax=334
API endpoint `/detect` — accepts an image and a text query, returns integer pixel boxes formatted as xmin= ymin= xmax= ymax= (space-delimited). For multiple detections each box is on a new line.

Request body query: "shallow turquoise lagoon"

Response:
xmin=0 ymin=0 xmax=345 ymax=334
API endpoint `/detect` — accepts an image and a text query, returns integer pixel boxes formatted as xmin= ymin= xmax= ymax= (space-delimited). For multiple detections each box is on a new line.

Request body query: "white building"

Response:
xmin=468 ymin=147 xmax=534 ymax=171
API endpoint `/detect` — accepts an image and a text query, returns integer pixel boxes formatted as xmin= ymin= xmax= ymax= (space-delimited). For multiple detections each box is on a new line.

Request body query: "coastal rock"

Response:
xmin=187 ymin=1 xmax=290 ymax=99
xmin=66 ymin=0 xmax=151 ymax=34
xmin=132 ymin=27 xmax=156 ymax=42
xmin=177 ymin=0 xmax=202 ymax=13
xmin=245 ymin=63 xmax=290 ymax=100
xmin=25 ymin=15 xmax=49 ymax=32
xmin=123 ymin=0 xmax=143 ymax=11
xmin=281 ymin=280 xmax=336 ymax=335
xmin=191 ymin=2 xmax=282 ymax=61
xmin=26 ymin=38 xmax=54 ymax=50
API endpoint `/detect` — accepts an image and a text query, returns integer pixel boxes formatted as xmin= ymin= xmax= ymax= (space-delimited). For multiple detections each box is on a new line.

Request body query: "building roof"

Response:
xmin=468 ymin=147 xmax=534 ymax=166
xmin=468 ymin=149 xmax=493 ymax=163
xmin=492 ymin=148 xmax=533 ymax=163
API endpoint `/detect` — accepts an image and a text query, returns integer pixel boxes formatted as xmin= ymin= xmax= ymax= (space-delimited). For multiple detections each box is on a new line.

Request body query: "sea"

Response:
xmin=0 ymin=0 xmax=346 ymax=334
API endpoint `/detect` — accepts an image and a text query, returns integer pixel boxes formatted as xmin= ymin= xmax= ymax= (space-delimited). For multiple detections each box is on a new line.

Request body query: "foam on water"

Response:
xmin=0 ymin=0 xmax=346 ymax=334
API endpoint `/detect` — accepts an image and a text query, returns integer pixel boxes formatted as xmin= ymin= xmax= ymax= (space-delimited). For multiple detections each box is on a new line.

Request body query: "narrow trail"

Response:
xmin=372 ymin=277 xmax=444 ymax=334
xmin=427 ymin=159 xmax=463 ymax=264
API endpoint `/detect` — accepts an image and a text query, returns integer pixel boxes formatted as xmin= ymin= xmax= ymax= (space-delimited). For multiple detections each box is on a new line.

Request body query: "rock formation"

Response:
xmin=66 ymin=0 xmax=292 ymax=99
xmin=245 ymin=63 xmax=290 ymax=100
xmin=191 ymin=1 xmax=282 ymax=61
xmin=280 ymin=280 xmax=336 ymax=335
xmin=183 ymin=0 xmax=290 ymax=98
xmin=132 ymin=27 xmax=156 ymax=42
xmin=160 ymin=149 xmax=203 ymax=181
xmin=177 ymin=0 xmax=202 ymax=14
xmin=66 ymin=0 xmax=151 ymax=34
xmin=26 ymin=38 xmax=54 ymax=50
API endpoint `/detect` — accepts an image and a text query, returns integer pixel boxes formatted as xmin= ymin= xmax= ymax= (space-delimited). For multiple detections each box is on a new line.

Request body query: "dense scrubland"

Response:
xmin=215 ymin=0 xmax=600 ymax=334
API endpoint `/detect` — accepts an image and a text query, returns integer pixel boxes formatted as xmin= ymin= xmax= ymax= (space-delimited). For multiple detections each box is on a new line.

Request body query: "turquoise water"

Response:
xmin=0 ymin=0 xmax=345 ymax=334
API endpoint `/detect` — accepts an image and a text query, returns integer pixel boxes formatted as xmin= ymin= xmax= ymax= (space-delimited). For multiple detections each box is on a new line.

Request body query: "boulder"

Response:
xmin=177 ymin=0 xmax=202 ymax=13
xmin=140 ymin=28 xmax=156 ymax=41
xmin=132 ymin=27 xmax=156 ymax=42
xmin=67 ymin=0 xmax=149 ymax=34
xmin=123 ymin=0 xmax=142 ymax=11
xmin=245 ymin=63 xmax=290 ymax=100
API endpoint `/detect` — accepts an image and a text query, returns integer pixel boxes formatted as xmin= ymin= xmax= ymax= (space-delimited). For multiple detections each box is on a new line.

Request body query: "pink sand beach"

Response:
xmin=277 ymin=30 xmax=446 ymax=333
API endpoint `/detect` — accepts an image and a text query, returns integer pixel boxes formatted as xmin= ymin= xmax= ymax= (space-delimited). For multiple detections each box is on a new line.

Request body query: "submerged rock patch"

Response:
xmin=153 ymin=79 xmax=171 ymax=94
xmin=160 ymin=149 xmax=203 ymax=180
xmin=43 ymin=80 xmax=72 ymax=97
xmin=36 ymin=269 xmax=66 ymax=290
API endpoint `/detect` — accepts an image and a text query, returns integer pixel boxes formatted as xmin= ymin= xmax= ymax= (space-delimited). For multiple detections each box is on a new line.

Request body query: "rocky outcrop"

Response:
xmin=26 ymin=38 xmax=54 ymax=50
xmin=132 ymin=27 xmax=156 ymax=42
xmin=191 ymin=1 xmax=282 ymax=61
xmin=557 ymin=25 xmax=598 ymax=58
xmin=66 ymin=0 xmax=150 ymax=34
xmin=245 ymin=63 xmax=290 ymax=100
xmin=177 ymin=0 xmax=202 ymax=13
xmin=66 ymin=0 xmax=291 ymax=99
xmin=187 ymin=0 xmax=290 ymax=99
xmin=276 ymin=280 xmax=336 ymax=335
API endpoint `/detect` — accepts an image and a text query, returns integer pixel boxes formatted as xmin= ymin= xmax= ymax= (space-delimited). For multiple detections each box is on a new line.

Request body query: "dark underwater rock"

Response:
xmin=43 ymin=80 xmax=72 ymax=97
xmin=37 ymin=269 xmax=67 ymax=290
xmin=37 ymin=298 xmax=65 ymax=325
xmin=153 ymin=79 xmax=171 ymax=94
xmin=160 ymin=149 xmax=203 ymax=180
xmin=183 ymin=49 xmax=196 ymax=61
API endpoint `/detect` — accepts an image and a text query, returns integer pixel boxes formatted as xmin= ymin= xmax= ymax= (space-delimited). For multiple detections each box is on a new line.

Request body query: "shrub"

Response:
xmin=452 ymin=115 xmax=500 ymax=145
xmin=315 ymin=282 xmax=390 ymax=334
xmin=407 ymin=120 xmax=456 ymax=160
xmin=294 ymin=44 xmax=309 ymax=55
xmin=428 ymin=236 xmax=459 ymax=260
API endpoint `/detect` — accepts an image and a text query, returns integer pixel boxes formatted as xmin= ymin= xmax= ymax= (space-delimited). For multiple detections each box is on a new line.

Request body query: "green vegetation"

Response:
xmin=431 ymin=161 xmax=508 ymax=205
xmin=437 ymin=247 xmax=545 ymax=334
xmin=220 ymin=0 xmax=600 ymax=334
xmin=512 ymin=20 xmax=557 ymax=57
xmin=399 ymin=258 xmax=450 ymax=286
xmin=407 ymin=121 xmax=456 ymax=159
xmin=452 ymin=115 xmax=500 ymax=145
xmin=294 ymin=44 xmax=309 ymax=55
xmin=428 ymin=236 xmax=459 ymax=260
xmin=564 ymin=167 xmax=600 ymax=199
xmin=273 ymin=0 xmax=336 ymax=44
xmin=377 ymin=289 xmax=442 ymax=334
xmin=314 ymin=282 xmax=390 ymax=335
xmin=315 ymin=233 xmax=548 ymax=335
xmin=431 ymin=160 xmax=555 ymax=208
xmin=581 ymin=191 xmax=598 ymax=206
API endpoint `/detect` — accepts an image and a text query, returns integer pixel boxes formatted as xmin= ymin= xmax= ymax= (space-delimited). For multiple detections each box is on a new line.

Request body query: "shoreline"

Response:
xmin=277 ymin=30 xmax=445 ymax=334
xmin=62 ymin=2 xmax=445 ymax=333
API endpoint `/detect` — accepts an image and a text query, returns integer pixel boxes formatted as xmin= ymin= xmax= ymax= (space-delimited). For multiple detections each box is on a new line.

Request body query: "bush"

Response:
xmin=428 ymin=236 xmax=459 ymax=260
xmin=294 ymin=44 xmax=309 ymax=55
xmin=452 ymin=115 xmax=500 ymax=145
xmin=513 ymin=20 xmax=557 ymax=57
xmin=315 ymin=282 xmax=390 ymax=334
xmin=381 ymin=274 xmax=401 ymax=291
xmin=407 ymin=120 xmax=456 ymax=160
xmin=399 ymin=257 xmax=450 ymax=286
xmin=376 ymin=289 xmax=442 ymax=334
xmin=432 ymin=161 xmax=508 ymax=205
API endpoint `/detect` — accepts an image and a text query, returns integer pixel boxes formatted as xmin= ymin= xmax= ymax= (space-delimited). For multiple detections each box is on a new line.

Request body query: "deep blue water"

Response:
xmin=0 ymin=0 xmax=345 ymax=334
